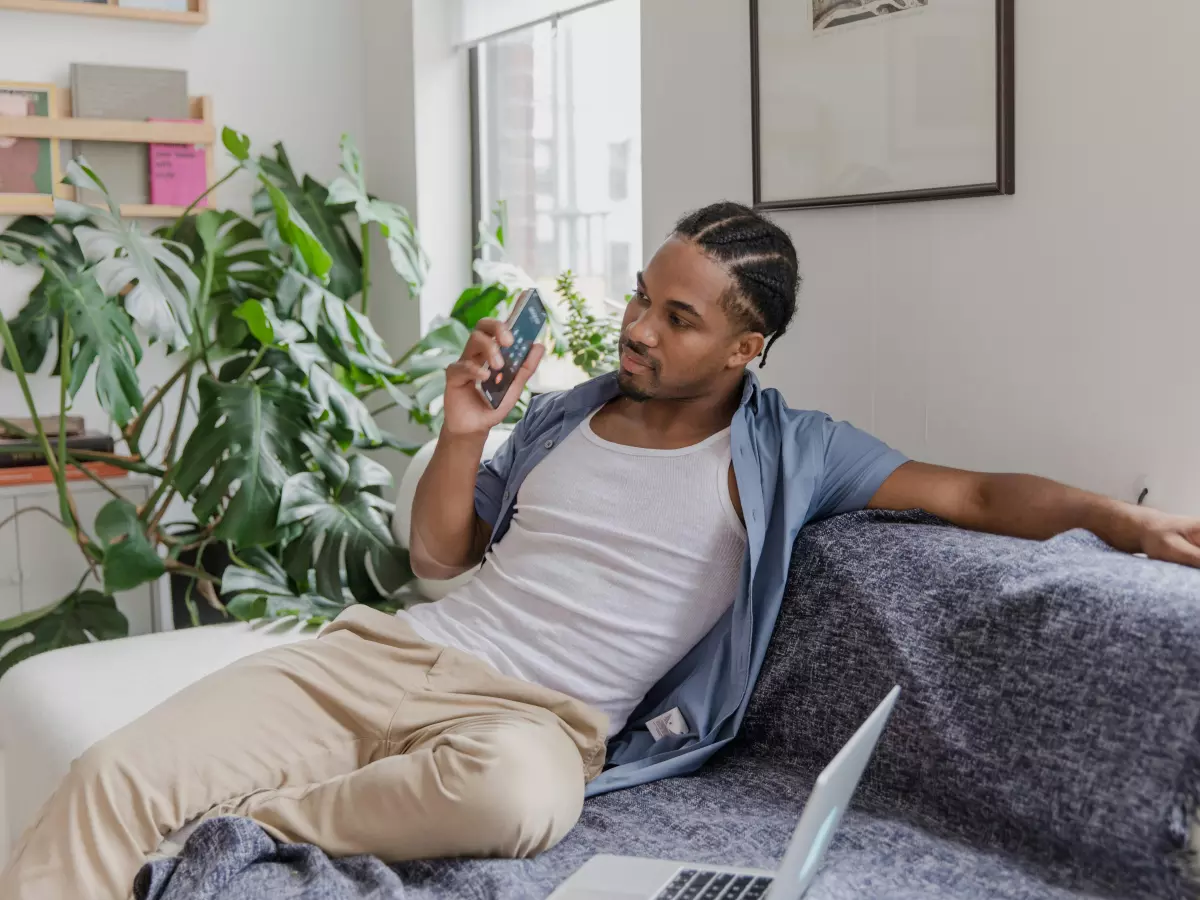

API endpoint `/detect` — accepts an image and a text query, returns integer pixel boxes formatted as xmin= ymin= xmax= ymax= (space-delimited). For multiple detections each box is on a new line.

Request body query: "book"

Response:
xmin=149 ymin=120 xmax=209 ymax=208
xmin=70 ymin=64 xmax=189 ymax=206
xmin=0 ymin=416 xmax=85 ymax=439
xmin=0 ymin=462 xmax=130 ymax=488
xmin=0 ymin=433 xmax=116 ymax=469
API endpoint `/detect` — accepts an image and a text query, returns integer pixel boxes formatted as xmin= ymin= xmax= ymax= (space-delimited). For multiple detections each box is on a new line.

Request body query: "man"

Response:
xmin=4 ymin=202 xmax=1198 ymax=900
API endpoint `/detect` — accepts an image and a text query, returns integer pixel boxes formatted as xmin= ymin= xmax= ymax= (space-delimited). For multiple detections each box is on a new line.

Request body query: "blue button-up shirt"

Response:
xmin=474 ymin=371 xmax=907 ymax=796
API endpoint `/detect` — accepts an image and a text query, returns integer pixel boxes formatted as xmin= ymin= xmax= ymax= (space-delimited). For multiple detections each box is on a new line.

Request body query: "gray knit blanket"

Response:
xmin=135 ymin=511 xmax=1200 ymax=899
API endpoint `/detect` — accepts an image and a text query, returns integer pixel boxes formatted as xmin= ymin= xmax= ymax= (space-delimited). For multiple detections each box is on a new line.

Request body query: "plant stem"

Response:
xmin=56 ymin=318 xmax=72 ymax=487
xmin=368 ymin=400 xmax=400 ymax=417
xmin=143 ymin=361 xmax=194 ymax=525
xmin=360 ymin=222 xmax=371 ymax=316
xmin=239 ymin=346 xmax=268 ymax=384
xmin=166 ymin=167 xmax=239 ymax=238
xmin=125 ymin=359 xmax=192 ymax=455
xmin=0 ymin=314 xmax=76 ymax=538
xmin=164 ymin=560 xmax=221 ymax=586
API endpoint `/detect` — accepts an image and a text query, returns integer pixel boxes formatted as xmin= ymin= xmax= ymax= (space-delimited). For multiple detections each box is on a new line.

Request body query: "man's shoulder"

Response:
xmin=751 ymin=386 xmax=834 ymax=435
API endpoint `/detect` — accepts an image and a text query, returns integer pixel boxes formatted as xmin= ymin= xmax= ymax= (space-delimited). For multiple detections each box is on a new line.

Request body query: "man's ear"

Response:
xmin=727 ymin=331 xmax=766 ymax=370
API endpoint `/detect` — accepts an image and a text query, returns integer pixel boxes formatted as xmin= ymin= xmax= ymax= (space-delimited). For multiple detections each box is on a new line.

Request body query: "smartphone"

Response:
xmin=479 ymin=288 xmax=547 ymax=409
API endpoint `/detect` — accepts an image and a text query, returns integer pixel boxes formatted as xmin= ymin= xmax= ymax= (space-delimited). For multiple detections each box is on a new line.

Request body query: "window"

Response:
xmin=472 ymin=0 xmax=642 ymax=310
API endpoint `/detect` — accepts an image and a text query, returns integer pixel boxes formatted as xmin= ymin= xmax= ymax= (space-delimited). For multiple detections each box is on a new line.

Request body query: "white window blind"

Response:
xmin=456 ymin=0 xmax=615 ymax=48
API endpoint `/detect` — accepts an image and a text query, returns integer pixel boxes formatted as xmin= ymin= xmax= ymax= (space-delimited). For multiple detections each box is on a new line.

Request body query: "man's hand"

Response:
xmin=443 ymin=319 xmax=544 ymax=438
xmin=870 ymin=462 xmax=1200 ymax=570
xmin=1133 ymin=508 xmax=1200 ymax=568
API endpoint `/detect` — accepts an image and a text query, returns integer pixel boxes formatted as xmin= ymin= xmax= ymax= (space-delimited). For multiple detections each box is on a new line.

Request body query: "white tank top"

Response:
xmin=400 ymin=410 xmax=747 ymax=736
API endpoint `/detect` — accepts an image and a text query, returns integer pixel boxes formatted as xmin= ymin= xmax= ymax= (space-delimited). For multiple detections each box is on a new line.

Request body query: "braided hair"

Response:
xmin=673 ymin=201 xmax=800 ymax=367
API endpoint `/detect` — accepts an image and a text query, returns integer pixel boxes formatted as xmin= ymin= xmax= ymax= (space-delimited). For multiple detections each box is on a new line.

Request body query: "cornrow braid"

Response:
xmin=673 ymin=201 xmax=801 ymax=367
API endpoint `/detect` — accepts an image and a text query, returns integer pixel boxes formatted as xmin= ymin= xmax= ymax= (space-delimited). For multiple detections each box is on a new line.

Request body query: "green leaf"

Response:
xmin=58 ymin=160 xmax=200 ymax=347
xmin=256 ymin=143 xmax=361 ymax=297
xmin=449 ymin=284 xmax=508 ymax=330
xmin=95 ymin=499 xmax=166 ymax=593
xmin=171 ymin=374 xmax=314 ymax=547
xmin=0 ymin=590 xmax=128 ymax=679
xmin=222 ymin=126 xmax=252 ymax=161
xmin=222 ymin=563 xmax=344 ymax=624
xmin=51 ymin=270 xmax=143 ymax=426
xmin=233 ymin=298 xmax=276 ymax=346
xmin=328 ymin=134 xmax=428 ymax=299
xmin=278 ymin=471 xmax=410 ymax=606
xmin=1 ymin=273 xmax=61 ymax=374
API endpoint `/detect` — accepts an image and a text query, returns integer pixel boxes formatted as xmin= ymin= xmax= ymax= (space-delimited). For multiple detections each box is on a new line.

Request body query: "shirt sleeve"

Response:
xmin=811 ymin=417 xmax=908 ymax=521
xmin=473 ymin=396 xmax=546 ymax=526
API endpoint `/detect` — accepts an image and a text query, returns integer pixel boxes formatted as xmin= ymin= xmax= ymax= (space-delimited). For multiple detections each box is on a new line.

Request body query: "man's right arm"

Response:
xmin=408 ymin=318 xmax=544 ymax=580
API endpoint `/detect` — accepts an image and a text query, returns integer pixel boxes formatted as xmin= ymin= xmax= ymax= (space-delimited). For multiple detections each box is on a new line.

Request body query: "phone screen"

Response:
xmin=481 ymin=289 xmax=547 ymax=409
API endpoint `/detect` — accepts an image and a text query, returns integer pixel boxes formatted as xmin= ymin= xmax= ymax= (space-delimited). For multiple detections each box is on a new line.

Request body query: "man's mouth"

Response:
xmin=620 ymin=347 xmax=654 ymax=375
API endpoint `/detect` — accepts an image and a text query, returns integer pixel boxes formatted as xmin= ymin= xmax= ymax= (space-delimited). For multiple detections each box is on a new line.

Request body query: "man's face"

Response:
xmin=617 ymin=237 xmax=761 ymax=402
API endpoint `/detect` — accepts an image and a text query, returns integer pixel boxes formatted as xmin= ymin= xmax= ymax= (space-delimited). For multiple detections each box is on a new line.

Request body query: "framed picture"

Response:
xmin=0 ymin=82 xmax=63 ymax=204
xmin=751 ymin=0 xmax=1014 ymax=209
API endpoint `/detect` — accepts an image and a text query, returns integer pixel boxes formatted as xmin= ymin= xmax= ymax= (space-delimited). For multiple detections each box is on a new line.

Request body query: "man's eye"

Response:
xmin=669 ymin=314 xmax=689 ymax=328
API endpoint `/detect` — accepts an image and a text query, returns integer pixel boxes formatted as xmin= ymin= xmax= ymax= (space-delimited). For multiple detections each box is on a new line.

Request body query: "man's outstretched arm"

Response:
xmin=868 ymin=462 xmax=1200 ymax=569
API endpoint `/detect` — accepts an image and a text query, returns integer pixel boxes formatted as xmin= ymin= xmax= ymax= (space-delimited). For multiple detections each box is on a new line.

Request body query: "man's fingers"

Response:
xmin=446 ymin=359 xmax=490 ymax=386
xmin=508 ymin=343 xmax=545 ymax=396
xmin=474 ymin=319 xmax=514 ymax=347
xmin=464 ymin=330 xmax=505 ymax=370
xmin=1156 ymin=533 xmax=1200 ymax=569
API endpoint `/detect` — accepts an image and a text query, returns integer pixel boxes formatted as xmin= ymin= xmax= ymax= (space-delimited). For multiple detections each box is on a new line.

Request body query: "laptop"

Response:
xmin=549 ymin=685 xmax=901 ymax=900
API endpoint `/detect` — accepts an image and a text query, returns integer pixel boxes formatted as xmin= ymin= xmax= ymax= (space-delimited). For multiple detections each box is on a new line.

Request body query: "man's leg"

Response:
xmin=0 ymin=606 xmax=607 ymax=900
xmin=0 ymin=612 xmax=432 ymax=900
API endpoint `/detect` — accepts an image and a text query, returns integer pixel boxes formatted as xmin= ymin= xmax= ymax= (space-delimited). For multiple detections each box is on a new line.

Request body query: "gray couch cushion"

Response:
xmin=740 ymin=510 xmax=1200 ymax=898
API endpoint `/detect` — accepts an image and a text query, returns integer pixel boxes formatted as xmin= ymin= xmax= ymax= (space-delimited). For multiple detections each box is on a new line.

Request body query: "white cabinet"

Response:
xmin=0 ymin=477 xmax=164 ymax=635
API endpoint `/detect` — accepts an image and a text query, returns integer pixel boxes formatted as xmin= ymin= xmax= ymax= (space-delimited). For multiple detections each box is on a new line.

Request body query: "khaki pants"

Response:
xmin=0 ymin=605 xmax=609 ymax=900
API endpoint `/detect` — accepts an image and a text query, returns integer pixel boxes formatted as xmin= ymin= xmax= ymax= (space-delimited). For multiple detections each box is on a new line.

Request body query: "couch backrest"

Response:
xmin=737 ymin=510 xmax=1200 ymax=900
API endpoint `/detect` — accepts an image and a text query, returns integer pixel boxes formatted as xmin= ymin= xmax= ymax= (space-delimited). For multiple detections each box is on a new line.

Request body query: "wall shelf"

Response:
xmin=0 ymin=114 xmax=212 ymax=145
xmin=0 ymin=0 xmax=207 ymax=26
xmin=0 ymin=196 xmax=190 ymax=219
xmin=0 ymin=95 xmax=216 ymax=219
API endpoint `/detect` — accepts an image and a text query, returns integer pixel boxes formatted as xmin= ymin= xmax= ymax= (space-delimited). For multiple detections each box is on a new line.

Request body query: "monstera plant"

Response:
xmin=0 ymin=128 xmax=625 ymax=675
xmin=0 ymin=129 xmax=436 ymax=674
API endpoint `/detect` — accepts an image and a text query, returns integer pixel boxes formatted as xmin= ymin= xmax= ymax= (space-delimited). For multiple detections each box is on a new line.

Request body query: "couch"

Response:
xmin=136 ymin=510 xmax=1200 ymax=900
xmin=4 ymin=501 xmax=1200 ymax=898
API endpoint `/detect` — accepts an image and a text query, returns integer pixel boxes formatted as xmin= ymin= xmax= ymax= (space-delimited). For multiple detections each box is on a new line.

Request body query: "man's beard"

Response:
xmin=617 ymin=370 xmax=653 ymax=402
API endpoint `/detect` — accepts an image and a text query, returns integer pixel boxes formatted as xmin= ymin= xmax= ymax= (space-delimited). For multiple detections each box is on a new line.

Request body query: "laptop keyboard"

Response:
xmin=653 ymin=869 xmax=774 ymax=900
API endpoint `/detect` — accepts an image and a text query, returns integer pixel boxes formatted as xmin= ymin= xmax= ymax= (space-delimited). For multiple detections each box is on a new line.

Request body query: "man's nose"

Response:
xmin=626 ymin=313 xmax=657 ymax=349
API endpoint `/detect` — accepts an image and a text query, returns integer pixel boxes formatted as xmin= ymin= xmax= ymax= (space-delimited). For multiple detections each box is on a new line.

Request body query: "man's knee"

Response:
xmin=448 ymin=721 xmax=586 ymax=857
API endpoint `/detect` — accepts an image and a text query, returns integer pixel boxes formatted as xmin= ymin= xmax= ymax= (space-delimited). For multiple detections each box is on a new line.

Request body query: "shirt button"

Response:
xmin=503 ymin=490 xmax=511 ymax=501
xmin=543 ymin=439 xmax=555 ymax=450
xmin=752 ymin=510 xmax=759 ymax=522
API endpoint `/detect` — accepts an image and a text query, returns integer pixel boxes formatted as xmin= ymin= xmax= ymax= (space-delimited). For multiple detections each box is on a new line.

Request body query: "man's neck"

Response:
xmin=595 ymin=375 xmax=744 ymax=449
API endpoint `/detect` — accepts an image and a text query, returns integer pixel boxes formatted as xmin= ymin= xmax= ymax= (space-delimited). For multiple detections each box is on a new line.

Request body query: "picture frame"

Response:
xmin=0 ymin=81 xmax=63 ymax=211
xmin=751 ymin=0 xmax=1015 ymax=210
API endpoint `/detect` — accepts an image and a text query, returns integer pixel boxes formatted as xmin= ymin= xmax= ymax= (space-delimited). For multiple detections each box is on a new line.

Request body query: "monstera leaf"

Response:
xmin=277 ymin=460 xmax=409 ymax=606
xmin=95 ymin=498 xmax=165 ymax=593
xmin=222 ymin=548 xmax=345 ymax=624
xmin=0 ymin=590 xmax=127 ymax=679
xmin=56 ymin=160 xmax=199 ymax=346
xmin=225 ymin=130 xmax=361 ymax=298
xmin=0 ymin=217 xmax=87 ymax=374
xmin=235 ymin=298 xmax=382 ymax=444
xmin=327 ymin=134 xmax=428 ymax=299
xmin=54 ymin=269 xmax=144 ymax=426
xmin=168 ymin=210 xmax=274 ymax=304
xmin=171 ymin=373 xmax=313 ymax=547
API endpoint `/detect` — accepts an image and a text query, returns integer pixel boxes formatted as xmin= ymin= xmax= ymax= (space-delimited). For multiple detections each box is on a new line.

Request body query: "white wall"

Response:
xmin=643 ymin=0 xmax=1200 ymax=514
xmin=0 ymin=0 xmax=369 ymax=429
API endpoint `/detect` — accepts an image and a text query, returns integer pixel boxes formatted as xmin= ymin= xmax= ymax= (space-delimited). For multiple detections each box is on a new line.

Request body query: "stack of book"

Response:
xmin=71 ymin=63 xmax=205 ymax=208
xmin=0 ymin=416 xmax=128 ymax=487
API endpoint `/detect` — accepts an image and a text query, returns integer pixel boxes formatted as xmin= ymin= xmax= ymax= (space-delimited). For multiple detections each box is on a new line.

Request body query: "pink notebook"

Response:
xmin=149 ymin=119 xmax=209 ymax=208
